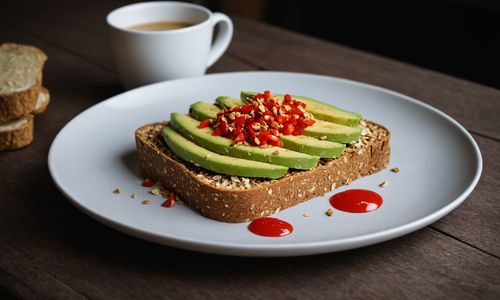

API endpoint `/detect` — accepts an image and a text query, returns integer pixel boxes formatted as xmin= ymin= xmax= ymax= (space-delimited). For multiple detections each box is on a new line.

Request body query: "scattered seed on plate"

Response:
xmin=149 ymin=188 xmax=160 ymax=195
xmin=326 ymin=208 xmax=334 ymax=216
xmin=130 ymin=193 xmax=137 ymax=199
xmin=391 ymin=167 xmax=400 ymax=173
xmin=303 ymin=212 xmax=311 ymax=217
xmin=112 ymin=188 xmax=121 ymax=194
xmin=142 ymin=200 xmax=152 ymax=205
xmin=379 ymin=180 xmax=389 ymax=188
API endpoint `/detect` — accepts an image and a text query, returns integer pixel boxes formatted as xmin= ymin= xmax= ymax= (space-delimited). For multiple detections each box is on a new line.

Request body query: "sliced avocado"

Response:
xmin=281 ymin=135 xmax=345 ymax=158
xmin=162 ymin=126 xmax=288 ymax=179
xmin=215 ymin=96 xmax=243 ymax=109
xmin=240 ymin=91 xmax=255 ymax=102
xmin=303 ymin=119 xmax=361 ymax=143
xmin=294 ymin=96 xmax=362 ymax=127
xmin=185 ymin=102 xmax=346 ymax=158
xmin=240 ymin=91 xmax=362 ymax=127
xmin=170 ymin=113 xmax=319 ymax=170
xmin=190 ymin=101 xmax=219 ymax=121
xmin=190 ymin=101 xmax=221 ymax=121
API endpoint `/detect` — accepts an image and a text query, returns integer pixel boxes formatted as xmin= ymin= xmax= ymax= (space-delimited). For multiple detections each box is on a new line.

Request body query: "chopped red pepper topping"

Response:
xmin=208 ymin=91 xmax=315 ymax=146
xmin=142 ymin=178 xmax=155 ymax=187
xmin=161 ymin=192 xmax=175 ymax=208
xmin=198 ymin=119 xmax=211 ymax=128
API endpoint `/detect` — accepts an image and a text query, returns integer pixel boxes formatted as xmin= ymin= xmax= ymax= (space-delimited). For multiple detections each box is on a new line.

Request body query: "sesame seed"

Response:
xmin=142 ymin=200 xmax=152 ymax=205
xmin=112 ymin=188 xmax=120 ymax=194
xmin=379 ymin=181 xmax=389 ymax=188
xmin=149 ymin=188 xmax=160 ymax=195
xmin=391 ymin=167 xmax=400 ymax=173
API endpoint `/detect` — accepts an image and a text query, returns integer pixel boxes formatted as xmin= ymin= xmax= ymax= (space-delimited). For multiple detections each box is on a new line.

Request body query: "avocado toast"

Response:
xmin=136 ymin=91 xmax=390 ymax=223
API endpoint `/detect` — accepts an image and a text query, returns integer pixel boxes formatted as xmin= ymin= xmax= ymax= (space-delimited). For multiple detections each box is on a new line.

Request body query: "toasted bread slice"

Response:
xmin=136 ymin=121 xmax=390 ymax=223
xmin=0 ymin=115 xmax=34 ymax=150
xmin=33 ymin=87 xmax=50 ymax=114
xmin=0 ymin=43 xmax=47 ymax=123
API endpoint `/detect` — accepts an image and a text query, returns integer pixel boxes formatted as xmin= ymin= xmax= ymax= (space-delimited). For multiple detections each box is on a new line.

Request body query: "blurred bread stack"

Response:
xmin=0 ymin=43 xmax=49 ymax=150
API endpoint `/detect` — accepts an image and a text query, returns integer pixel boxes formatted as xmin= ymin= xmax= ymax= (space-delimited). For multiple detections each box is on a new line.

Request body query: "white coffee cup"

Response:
xmin=107 ymin=1 xmax=233 ymax=89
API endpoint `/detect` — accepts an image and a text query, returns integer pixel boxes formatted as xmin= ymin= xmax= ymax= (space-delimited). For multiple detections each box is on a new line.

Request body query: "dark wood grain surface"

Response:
xmin=1 ymin=1 xmax=499 ymax=299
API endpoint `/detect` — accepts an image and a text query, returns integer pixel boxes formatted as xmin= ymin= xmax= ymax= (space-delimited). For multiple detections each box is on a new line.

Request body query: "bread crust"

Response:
xmin=0 ymin=43 xmax=47 ymax=123
xmin=33 ymin=87 xmax=50 ymax=114
xmin=136 ymin=122 xmax=390 ymax=223
xmin=0 ymin=115 xmax=34 ymax=150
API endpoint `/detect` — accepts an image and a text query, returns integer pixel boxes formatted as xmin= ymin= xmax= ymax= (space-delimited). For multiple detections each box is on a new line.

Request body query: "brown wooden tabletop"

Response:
xmin=1 ymin=1 xmax=499 ymax=299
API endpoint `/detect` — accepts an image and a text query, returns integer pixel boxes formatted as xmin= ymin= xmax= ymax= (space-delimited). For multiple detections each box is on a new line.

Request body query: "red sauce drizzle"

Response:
xmin=248 ymin=217 xmax=293 ymax=237
xmin=329 ymin=189 xmax=383 ymax=213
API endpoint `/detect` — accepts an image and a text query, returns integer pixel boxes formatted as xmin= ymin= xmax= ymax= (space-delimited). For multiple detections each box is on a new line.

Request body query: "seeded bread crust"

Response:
xmin=0 ymin=43 xmax=47 ymax=123
xmin=136 ymin=121 xmax=390 ymax=223
xmin=0 ymin=115 xmax=34 ymax=150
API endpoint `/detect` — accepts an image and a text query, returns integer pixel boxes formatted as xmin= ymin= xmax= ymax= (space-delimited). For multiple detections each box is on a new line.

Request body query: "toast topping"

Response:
xmin=142 ymin=120 xmax=384 ymax=190
xmin=210 ymin=91 xmax=316 ymax=146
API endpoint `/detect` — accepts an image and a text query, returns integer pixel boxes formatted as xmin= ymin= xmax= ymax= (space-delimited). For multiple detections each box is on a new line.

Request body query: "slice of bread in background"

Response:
xmin=0 ymin=43 xmax=47 ymax=123
xmin=136 ymin=121 xmax=390 ymax=223
xmin=33 ymin=87 xmax=50 ymax=114
xmin=0 ymin=115 xmax=34 ymax=150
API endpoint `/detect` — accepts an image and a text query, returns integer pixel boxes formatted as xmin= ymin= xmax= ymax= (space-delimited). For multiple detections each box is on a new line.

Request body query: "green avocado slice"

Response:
xmin=190 ymin=101 xmax=220 ymax=121
xmin=281 ymin=135 xmax=345 ymax=158
xmin=186 ymin=102 xmax=347 ymax=157
xmin=241 ymin=91 xmax=362 ymax=127
xmin=162 ymin=126 xmax=288 ymax=179
xmin=190 ymin=101 xmax=221 ymax=121
xmin=215 ymin=96 xmax=243 ymax=109
xmin=303 ymin=119 xmax=361 ymax=144
xmin=170 ymin=113 xmax=319 ymax=170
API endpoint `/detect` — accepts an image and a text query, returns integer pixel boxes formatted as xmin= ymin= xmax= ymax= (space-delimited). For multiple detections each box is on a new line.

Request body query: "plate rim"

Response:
xmin=48 ymin=71 xmax=483 ymax=257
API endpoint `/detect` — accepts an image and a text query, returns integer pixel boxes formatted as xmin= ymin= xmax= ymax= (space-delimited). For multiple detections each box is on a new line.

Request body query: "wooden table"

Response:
xmin=1 ymin=1 xmax=499 ymax=299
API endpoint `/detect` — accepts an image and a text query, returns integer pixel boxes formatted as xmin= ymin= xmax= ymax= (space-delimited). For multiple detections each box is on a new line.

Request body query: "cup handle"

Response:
xmin=207 ymin=12 xmax=233 ymax=68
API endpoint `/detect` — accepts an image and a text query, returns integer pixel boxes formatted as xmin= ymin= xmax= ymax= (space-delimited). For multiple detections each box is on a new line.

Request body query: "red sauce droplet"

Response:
xmin=329 ymin=189 xmax=383 ymax=213
xmin=142 ymin=178 xmax=155 ymax=187
xmin=248 ymin=217 xmax=293 ymax=237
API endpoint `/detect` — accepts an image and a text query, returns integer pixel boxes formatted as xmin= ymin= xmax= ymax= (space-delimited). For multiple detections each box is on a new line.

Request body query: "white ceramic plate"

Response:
xmin=48 ymin=72 xmax=482 ymax=257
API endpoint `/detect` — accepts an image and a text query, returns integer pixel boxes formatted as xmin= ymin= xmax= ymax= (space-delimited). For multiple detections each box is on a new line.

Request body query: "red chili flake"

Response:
xmin=212 ymin=127 xmax=222 ymax=136
xmin=142 ymin=178 xmax=155 ymax=187
xmin=198 ymin=119 xmax=211 ymax=128
xmin=234 ymin=132 xmax=245 ymax=144
xmin=161 ymin=192 xmax=175 ymax=208
xmin=207 ymin=91 xmax=315 ymax=146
